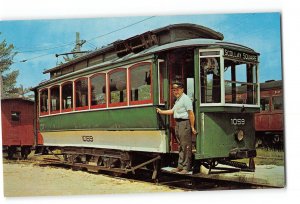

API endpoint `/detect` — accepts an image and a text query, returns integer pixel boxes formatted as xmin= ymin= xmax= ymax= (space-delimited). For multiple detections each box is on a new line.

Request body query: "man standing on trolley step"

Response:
xmin=156 ymin=82 xmax=197 ymax=174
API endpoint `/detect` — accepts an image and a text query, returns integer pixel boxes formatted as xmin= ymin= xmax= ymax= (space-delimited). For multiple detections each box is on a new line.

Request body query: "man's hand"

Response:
xmin=191 ymin=127 xmax=197 ymax=135
xmin=156 ymin=108 xmax=174 ymax=115
xmin=156 ymin=108 xmax=162 ymax=114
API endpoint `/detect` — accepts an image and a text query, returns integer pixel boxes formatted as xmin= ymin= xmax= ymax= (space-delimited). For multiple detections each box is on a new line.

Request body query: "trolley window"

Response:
xmin=200 ymin=57 xmax=221 ymax=103
xmin=272 ymin=96 xmax=283 ymax=110
xmin=11 ymin=111 xmax=21 ymax=122
xmin=75 ymin=78 xmax=89 ymax=110
xmin=108 ymin=68 xmax=127 ymax=107
xmin=129 ymin=63 xmax=152 ymax=105
xmin=224 ymin=61 xmax=258 ymax=105
xmin=62 ymin=82 xmax=73 ymax=112
xmin=40 ymin=89 xmax=49 ymax=115
xmin=90 ymin=73 xmax=106 ymax=109
xmin=50 ymin=86 xmax=60 ymax=113
xmin=260 ymin=97 xmax=270 ymax=111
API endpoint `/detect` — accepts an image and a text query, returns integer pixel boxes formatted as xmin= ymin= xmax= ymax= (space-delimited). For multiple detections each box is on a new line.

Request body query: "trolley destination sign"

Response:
xmin=224 ymin=48 xmax=258 ymax=63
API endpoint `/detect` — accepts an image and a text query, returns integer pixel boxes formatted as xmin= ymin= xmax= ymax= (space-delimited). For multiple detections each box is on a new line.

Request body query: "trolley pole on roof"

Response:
xmin=56 ymin=32 xmax=89 ymax=64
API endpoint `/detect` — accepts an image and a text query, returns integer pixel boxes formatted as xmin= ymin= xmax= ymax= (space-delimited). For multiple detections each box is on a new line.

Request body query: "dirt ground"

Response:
xmin=1 ymin=149 xmax=286 ymax=197
xmin=2 ymin=161 xmax=183 ymax=197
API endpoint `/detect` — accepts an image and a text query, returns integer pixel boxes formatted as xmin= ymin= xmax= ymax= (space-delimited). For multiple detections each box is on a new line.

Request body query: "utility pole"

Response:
xmin=60 ymin=32 xmax=87 ymax=63
xmin=73 ymin=32 xmax=86 ymax=58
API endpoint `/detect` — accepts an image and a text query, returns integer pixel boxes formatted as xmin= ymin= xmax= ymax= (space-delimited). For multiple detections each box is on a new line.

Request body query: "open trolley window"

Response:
xmin=199 ymin=48 xmax=259 ymax=107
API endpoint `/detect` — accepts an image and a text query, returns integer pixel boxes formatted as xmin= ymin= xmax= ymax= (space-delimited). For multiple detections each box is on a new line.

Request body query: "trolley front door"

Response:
xmin=168 ymin=51 xmax=195 ymax=152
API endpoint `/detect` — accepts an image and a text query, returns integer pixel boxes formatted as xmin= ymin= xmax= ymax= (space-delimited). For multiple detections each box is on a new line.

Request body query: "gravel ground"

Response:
xmin=2 ymin=161 xmax=184 ymax=197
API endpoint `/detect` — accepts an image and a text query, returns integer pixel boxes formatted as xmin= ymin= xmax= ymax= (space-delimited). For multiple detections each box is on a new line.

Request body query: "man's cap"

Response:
xmin=172 ymin=82 xmax=184 ymax=89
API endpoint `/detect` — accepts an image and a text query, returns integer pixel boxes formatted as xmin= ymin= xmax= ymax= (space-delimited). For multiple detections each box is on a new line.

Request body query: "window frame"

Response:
xmin=158 ymin=60 xmax=166 ymax=105
xmin=129 ymin=62 xmax=153 ymax=106
xmin=74 ymin=77 xmax=89 ymax=111
xmin=108 ymin=68 xmax=128 ymax=108
xmin=50 ymin=85 xmax=61 ymax=114
xmin=38 ymin=61 xmax=156 ymax=117
xmin=11 ymin=111 xmax=21 ymax=122
xmin=199 ymin=49 xmax=222 ymax=106
xmin=90 ymin=73 xmax=107 ymax=109
xmin=39 ymin=88 xmax=49 ymax=116
xmin=272 ymin=95 xmax=283 ymax=111
xmin=61 ymin=81 xmax=74 ymax=113
xmin=199 ymin=48 xmax=260 ymax=108
xmin=260 ymin=97 xmax=271 ymax=112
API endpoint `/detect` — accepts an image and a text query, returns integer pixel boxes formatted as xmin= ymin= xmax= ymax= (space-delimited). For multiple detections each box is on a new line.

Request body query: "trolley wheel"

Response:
xmin=193 ymin=160 xmax=201 ymax=174
xmin=7 ymin=146 xmax=16 ymax=160
xmin=21 ymin=146 xmax=31 ymax=159
xmin=255 ymin=138 xmax=263 ymax=148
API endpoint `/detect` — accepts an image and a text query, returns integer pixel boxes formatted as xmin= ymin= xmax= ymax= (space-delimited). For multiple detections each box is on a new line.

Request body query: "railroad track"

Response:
xmin=3 ymin=155 xmax=273 ymax=191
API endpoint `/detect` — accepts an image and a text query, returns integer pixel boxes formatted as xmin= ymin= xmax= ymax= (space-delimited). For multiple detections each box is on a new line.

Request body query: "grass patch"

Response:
xmin=235 ymin=148 xmax=285 ymax=166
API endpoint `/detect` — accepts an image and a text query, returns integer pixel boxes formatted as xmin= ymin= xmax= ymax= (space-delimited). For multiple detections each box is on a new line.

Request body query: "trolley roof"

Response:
xmin=35 ymin=38 xmax=259 ymax=89
xmin=1 ymin=97 xmax=34 ymax=103
xmin=43 ymin=23 xmax=224 ymax=75
xmin=35 ymin=23 xmax=259 ymax=89
xmin=260 ymin=80 xmax=283 ymax=91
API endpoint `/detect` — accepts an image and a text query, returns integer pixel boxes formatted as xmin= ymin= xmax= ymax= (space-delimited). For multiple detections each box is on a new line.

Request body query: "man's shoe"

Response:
xmin=178 ymin=169 xmax=189 ymax=174
xmin=171 ymin=168 xmax=182 ymax=173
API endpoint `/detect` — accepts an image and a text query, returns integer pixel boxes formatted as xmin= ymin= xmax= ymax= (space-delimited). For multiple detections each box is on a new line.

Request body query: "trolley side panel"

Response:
xmin=39 ymin=106 xmax=160 ymax=131
xmin=196 ymin=112 xmax=255 ymax=159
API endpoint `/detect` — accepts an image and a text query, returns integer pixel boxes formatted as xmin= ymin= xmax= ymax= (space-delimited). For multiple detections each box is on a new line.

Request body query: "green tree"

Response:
xmin=2 ymin=70 xmax=19 ymax=97
xmin=9 ymin=84 xmax=34 ymax=100
xmin=0 ymin=33 xmax=18 ymax=99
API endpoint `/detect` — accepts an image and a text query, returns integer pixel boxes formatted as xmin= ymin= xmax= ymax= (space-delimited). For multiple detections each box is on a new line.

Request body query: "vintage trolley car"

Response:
xmin=255 ymin=80 xmax=284 ymax=149
xmin=33 ymin=23 xmax=260 ymax=176
xmin=1 ymin=98 xmax=34 ymax=159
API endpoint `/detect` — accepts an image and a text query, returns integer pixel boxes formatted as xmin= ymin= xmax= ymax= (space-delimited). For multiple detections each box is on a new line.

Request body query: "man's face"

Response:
xmin=172 ymin=87 xmax=184 ymax=98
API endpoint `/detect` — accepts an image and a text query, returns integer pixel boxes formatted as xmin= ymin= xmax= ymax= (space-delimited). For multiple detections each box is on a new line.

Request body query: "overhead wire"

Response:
xmin=14 ymin=15 xmax=268 ymax=65
xmin=86 ymin=16 xmax=156 ymax=43
xmin=13 ymin=16 xmax=156 ymax=63
xmin=14 ymin=42 xmax=75 ymax=53
xmin=13 ymin=53 xmax=55 ymax=64
xmin=86 ymin=41 xmax=97 ymax=49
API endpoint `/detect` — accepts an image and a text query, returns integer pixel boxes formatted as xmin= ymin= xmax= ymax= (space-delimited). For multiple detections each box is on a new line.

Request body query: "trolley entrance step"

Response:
xmin=161 ymin=167 xmax=193 ymax=175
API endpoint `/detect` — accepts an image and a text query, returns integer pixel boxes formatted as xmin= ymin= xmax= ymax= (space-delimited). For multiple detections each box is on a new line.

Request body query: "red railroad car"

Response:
xmin=255 ymin=80 xmax=284 ymax=149
xmin=1 ymin=98 xmax=34 ymax=159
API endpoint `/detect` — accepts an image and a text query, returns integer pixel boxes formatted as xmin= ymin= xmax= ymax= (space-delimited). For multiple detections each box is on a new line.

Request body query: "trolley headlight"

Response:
xmin=235 ymin=129 xmax=245 ymax=141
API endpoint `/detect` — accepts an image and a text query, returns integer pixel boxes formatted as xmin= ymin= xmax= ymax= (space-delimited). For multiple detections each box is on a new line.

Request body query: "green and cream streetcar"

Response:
xmin=33 ymin=23 xmax=260 ymax=177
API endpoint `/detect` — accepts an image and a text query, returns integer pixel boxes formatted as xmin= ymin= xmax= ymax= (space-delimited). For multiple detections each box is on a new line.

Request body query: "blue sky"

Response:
xmin=0 ymin=12 xmax=282 ymax=88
